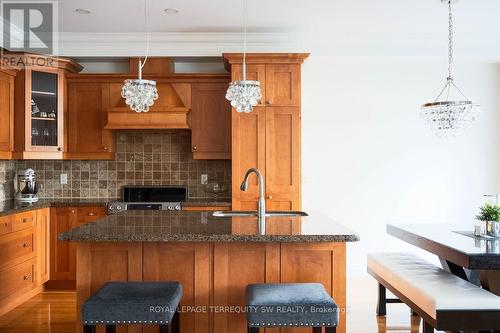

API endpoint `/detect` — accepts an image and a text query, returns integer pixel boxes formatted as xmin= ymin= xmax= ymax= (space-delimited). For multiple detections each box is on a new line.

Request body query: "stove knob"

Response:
xmin=116 ymin=205 xmax=122 ymax=211
xmin=108 ymin=206 xmax=114 ymax=211
xmin=175 ymin=205 xmax=181 ymax=211
xmin=168 ymin=205 xmax=174 ymax=210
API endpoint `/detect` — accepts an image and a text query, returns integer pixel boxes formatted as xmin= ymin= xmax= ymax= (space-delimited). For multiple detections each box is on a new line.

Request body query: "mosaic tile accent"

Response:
xmin=0 ymin=160 xmax=16 ymax=200
xmin=14 ymin=131 xmax=231 ymax=200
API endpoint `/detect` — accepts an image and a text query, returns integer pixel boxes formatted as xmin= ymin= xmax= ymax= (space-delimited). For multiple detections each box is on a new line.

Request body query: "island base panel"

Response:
xmin=76 ymin=242 xmax=347 ymax=333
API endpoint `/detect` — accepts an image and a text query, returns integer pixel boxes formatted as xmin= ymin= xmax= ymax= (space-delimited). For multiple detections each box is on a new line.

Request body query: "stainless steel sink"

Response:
xmin=213 ymin=211 xmax=308 ymax=218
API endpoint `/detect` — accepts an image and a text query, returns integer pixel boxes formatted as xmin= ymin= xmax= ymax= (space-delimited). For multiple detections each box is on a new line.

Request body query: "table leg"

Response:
xmin=439 ymin=258 xmax=483 ymax=286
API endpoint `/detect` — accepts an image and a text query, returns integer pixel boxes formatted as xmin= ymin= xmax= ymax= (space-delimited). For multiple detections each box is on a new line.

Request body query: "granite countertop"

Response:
xmin=0 ymin=198 xmax=113 ymax=217
xmin=0 ymin=198 xmax=231 ymax=217
xmin=59 ymin=210 xmax=359 ymax=243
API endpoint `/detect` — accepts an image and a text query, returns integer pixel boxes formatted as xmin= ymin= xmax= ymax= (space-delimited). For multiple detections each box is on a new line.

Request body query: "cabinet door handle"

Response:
xmin=23 ymin=275 xmax=30 ymax=280
xmin=103 ymin=146 xmax=109 ymax=151
xmin=258 ymin=101 xmax=264 ymax=105
xmin=266 ymin=195 xmax=273 ymax=200
xmin=57 ymin=147 xmax=63 ymax=151
xmin=71 ymin=209 xmax=76 ymax=214
xmin=88 ymin=212 xmax=95 ymax=216
xmin=266 ymin=101 xmax=272 ymax=105
xmin=22 ymin=243 xmax=30 ymax=248
xmin=193 ymin=146 xmax=197 ymax=150
xmin=22 ymin=218 xmax=30 ymax=223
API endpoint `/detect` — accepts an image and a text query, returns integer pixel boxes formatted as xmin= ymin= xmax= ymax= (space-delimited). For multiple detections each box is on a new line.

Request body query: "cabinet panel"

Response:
xmin=67 ymin=83 xmax=115 ymax=159
xmin=231 ymin=64 xmax=266 ymax=103
xmin=231 ymin=107 xmax=266 ymax=210
xmin=143 ymin=243 xmax=210 ymax=333
xmin=76 ymin=243 xmax=142 ymax=333
xmin=213 ymin=243 xmax=280 ymax=333
xmin=191 ymin=83 xmax=231 ymax=159
xmin=0 ymin=70 xmax=14 ymax=159
xmin=265 ymin=64 xmax=300 ymax=106
xmin=265 ymin=107 xmax=301 ymax=210
xmin=36 ymin=208 xmax=50 ymax=284
xmin=281 ymin=243 xmax=346 ymax=333
xmin=50 ymin=207 xmax=77 ymax=281
xmin=49 ymin=207 xmax=106 ymax=285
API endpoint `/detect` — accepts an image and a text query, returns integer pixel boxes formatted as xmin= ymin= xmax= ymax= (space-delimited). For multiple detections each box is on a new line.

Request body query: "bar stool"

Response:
xmin=83 ymin=281 xmax=182 ymax=333
xmin=246 ymin=283 xmax=338 ymax=333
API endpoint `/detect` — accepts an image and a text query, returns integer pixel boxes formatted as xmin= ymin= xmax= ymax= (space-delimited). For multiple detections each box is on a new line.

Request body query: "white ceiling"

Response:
xmin=58 ymin=0 xmax=499 ymax=36
xmin=4 ymin=0 xmax=500 ymax=58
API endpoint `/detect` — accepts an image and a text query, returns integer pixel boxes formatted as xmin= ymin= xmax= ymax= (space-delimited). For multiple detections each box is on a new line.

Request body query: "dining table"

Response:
xmin=387 ymin=223 xmax=500 ymax=296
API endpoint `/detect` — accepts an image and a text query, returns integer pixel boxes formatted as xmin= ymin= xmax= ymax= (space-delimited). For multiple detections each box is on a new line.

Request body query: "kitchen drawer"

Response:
xmin=0 ymin=229 xmax=35 ymax=266
xmin=0 ymin=258 xmax=36 ymax=301
xmin=0 ymin=215 xmax=13 ymax=236
xmin=11 ymin=211 xmax=35 ymax=232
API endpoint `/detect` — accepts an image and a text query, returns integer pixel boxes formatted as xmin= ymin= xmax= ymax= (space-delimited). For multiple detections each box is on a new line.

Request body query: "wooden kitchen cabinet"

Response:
xmin=49 ymin=206 xmax=106 ymax=288
xmin=67 ymin=82 xmax=115 ymax=159
xmin=191 ymin=83 xmax=231 ymax=159
xmin=0 ymin=210 xmax=38 ymax=316
xmin=12 ymin=54 xmax=82 ymax=159
xmin=224 ymin=54 xmax=308 ymax=210
xmin=265 ymin=64 xmax=301 ymax=106
xmin=35 ymin=208 xmax=50 ymax=285
xmin=0 ymin=69 xmax=15 ymax=159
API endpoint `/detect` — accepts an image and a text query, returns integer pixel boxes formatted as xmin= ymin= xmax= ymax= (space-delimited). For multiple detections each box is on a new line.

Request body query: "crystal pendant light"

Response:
xmin=226 ymin=0 xmax=262 ymax=113
xmin=421 ymin=0 xmax=480 ymax=137
xmin=121 ymin=0 xmax=158 ymax=113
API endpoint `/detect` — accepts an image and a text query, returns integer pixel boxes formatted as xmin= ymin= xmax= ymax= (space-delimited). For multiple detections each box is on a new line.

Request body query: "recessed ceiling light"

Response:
xmin=75 ymin=8 xmax=91 ymax=14
xmin=164 ymin=8 xmax=179 ymax=14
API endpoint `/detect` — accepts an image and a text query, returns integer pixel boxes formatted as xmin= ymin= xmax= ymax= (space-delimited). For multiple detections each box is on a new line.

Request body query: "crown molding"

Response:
xmin=57 ymin=32 xmax=300 ymax=57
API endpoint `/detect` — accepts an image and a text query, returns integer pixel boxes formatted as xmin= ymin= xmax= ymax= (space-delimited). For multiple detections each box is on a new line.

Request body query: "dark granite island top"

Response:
xmin=59 ymin=210 xmax=359 ymax=243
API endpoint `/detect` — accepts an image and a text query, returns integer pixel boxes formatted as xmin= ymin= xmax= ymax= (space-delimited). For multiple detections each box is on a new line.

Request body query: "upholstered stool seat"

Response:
xmin=83 ymin=281 xmax=182 ymax=333
xmin=246 ymin=283 xmax=338 ymax=332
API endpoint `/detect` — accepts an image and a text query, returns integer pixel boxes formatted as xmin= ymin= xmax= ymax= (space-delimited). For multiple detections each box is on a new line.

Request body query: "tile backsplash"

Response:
xmin=11 ymin=131 xmax=231 ymax=200
xmin=0 ymin=160 xmax=16 ymax=200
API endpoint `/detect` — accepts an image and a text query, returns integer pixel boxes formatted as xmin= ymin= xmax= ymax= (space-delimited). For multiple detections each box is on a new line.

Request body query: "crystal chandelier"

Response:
xmin=121 ymin=0 xmax=158 ymax=113
xmin=421 ymin=0 xmax=480 ymax=137
xmin=226 ymin=0 xmax=262 ymax=113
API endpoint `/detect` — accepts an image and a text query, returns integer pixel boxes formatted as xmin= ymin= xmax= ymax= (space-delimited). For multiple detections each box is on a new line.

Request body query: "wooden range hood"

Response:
xmin=104 ymin=82 xmax=191 ymax=130
xmin=104 ymin=57 xmax=190 ymax=130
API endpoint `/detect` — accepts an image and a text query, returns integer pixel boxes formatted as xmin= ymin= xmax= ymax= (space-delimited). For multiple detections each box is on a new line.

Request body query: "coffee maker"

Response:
xmin=15 ymin=168 xmax=41 ymax=202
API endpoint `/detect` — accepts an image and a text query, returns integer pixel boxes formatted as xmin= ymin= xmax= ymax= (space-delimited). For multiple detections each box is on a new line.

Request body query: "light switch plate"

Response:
xmin=60 ymin=173 xmax=68 ymax=185
xmin=201 ymin=174 xmax=208 ymax=185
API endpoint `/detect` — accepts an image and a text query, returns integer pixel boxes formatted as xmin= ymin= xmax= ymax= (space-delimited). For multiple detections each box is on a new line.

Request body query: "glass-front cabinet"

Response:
xmin=30 ymin=70 xmax=61 ymax=148
xmin=14 ymin=67 xmax=65 ymax=159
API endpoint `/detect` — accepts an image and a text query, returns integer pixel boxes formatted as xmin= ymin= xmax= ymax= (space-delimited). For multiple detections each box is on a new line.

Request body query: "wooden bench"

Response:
xmin=367 ymin=253 xmax=500 ymax=332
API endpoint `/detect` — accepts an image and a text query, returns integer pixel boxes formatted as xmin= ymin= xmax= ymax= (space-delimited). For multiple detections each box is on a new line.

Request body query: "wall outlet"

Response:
xmin=60 ymin=173 xmax=68 ymax=185
xmin=201 ymin=174 xmax=208 ymax=185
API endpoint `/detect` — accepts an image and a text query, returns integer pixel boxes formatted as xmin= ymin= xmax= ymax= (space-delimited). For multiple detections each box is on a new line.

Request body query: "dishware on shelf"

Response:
xmin=40 ymin=111 xmax=48 ymax=118
xmin=31 ymin=100 xmax=40 ymax=115
xmin=203 ymin=182 xmax=228 ymax=199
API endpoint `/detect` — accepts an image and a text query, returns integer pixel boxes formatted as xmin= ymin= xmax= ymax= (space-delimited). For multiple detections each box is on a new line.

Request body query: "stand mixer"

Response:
xmin=14 ymin=168 xmax=41 ymax=202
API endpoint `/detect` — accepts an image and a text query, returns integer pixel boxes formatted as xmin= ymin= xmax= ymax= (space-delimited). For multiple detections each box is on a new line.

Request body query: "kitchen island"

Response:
xmin=60 ymin=210 xmax=359 ymax=333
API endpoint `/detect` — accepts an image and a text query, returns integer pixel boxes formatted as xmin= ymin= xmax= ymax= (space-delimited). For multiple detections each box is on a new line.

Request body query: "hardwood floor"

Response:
xmin=0 ymin=277 xmax=442 ymax=333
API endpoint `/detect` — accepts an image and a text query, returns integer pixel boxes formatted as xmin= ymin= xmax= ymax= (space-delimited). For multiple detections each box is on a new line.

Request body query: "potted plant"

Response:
xmin=476 ymin=203 xmax=500 ymax=237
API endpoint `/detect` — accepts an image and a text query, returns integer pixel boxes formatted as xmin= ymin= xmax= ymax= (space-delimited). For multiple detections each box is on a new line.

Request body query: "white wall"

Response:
xmin=301 ymin=55 xmax=500 ymax=275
